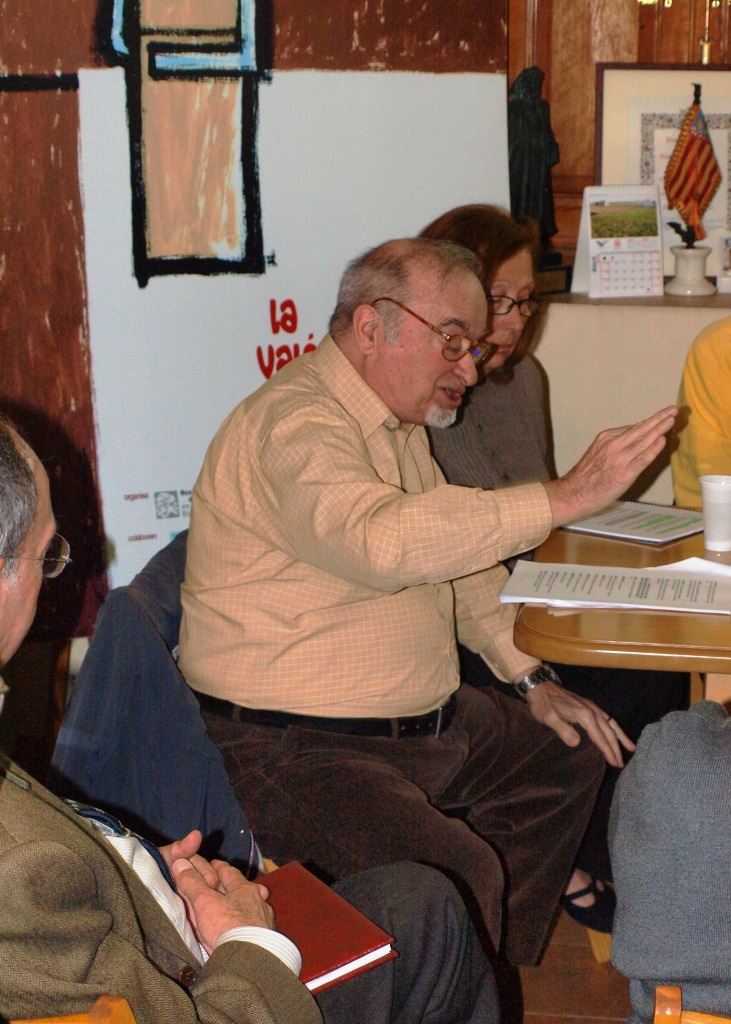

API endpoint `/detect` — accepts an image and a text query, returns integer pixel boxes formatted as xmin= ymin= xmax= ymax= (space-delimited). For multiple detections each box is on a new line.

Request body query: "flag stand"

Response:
xmin=665 ymin=244 xmax=716 ymax=296
xmin=663 ymin=80 xmax=721 ymax=295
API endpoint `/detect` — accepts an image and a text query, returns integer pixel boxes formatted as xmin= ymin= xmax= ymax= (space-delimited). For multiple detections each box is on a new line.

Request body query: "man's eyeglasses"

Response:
xmin=488 ymin=294 xmax=540 ymax=318
xmin=372 ymin=297 xmax=498 ymax=367
xmin=0 ymin=533 xmax=72 ymax=578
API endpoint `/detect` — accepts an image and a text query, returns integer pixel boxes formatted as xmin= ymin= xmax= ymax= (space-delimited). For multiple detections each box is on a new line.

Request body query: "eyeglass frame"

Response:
xmin=0 ymin=532 xmax=72 ymax=578
xmin=371 ymin=296 xmax=498 ymax=367
xmin=488 ymin=294 xmax=540 ymax=318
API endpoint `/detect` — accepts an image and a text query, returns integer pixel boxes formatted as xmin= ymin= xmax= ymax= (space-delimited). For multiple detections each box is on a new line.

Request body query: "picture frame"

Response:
xmin=595 ymin=63 xmax=731 ymax=276
xmin=717 ymin=234 xmax=731 ymax=293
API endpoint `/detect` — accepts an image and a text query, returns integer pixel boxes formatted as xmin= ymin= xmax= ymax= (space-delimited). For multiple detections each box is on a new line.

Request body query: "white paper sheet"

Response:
xmin=500 ymin=559 xmax=731 ymax=615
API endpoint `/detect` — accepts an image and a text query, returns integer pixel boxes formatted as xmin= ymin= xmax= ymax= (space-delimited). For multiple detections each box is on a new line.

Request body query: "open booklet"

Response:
xmin=562 ymin=500 xmax=703 ymax=544
xmin=499 ymin=557 xmax=731 ymax=615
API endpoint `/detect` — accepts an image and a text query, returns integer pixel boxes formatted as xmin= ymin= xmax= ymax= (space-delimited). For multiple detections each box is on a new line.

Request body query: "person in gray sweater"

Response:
xmin=609 ymin=701 xmax=731 ymax=1023
xmin=422 ymin=204 xmax=688 ymax=934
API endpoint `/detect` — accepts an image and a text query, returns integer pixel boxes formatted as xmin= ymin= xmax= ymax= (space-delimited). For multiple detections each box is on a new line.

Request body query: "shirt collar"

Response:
xmin=313 ymin=334 xmax=406 ymax=439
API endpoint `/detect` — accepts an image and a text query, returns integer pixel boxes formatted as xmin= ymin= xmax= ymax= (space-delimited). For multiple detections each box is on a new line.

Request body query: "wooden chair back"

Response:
xmin=11 ymin=995 xmax=135 ymax=1024
xmin=655 ymin=984 xmax=731 ymax=1024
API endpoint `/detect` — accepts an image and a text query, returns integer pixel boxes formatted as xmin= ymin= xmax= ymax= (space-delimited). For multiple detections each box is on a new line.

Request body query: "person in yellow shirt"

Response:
xmin=672 ymin=315 xmax=731 ymax=508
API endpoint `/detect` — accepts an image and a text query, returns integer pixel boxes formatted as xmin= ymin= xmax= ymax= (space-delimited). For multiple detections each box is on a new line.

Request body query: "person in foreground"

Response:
xmin=609 ymin=700 xmax=731 ymax=1024
xmin=179 ymin=236 xmax=677 ymax=966
xmin=422 ymin=204 xmax=689 ymax=932
xmin=0 ymin=415 xmax=499 ymax=1024
xmin=671 ymin=313 xmax=731 ymax=508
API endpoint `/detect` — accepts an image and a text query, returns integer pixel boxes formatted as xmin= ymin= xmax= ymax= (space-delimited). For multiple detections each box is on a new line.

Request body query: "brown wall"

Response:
xmin=1 ymin=1 xmax=107 ymax=640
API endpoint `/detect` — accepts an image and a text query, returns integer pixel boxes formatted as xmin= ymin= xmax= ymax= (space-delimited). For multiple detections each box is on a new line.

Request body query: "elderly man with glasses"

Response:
xmin=179 ymin=237 xmax=677 ymax=968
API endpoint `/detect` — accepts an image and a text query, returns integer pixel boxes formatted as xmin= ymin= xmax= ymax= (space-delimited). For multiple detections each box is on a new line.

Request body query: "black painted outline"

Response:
xmin=0 ymin=75 xmax=78 ymax=92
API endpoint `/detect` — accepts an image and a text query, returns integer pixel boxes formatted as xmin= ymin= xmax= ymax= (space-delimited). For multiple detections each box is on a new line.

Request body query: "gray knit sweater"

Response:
xmin=427 ymin=355 xmax=553 ymax=490
xmin=609 ymin=701 xmax=731 ymax=1022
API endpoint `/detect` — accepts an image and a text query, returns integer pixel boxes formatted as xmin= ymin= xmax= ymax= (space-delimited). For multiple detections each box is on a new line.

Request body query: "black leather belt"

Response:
xmin=194 ymin=690 xmax=457 ymax=739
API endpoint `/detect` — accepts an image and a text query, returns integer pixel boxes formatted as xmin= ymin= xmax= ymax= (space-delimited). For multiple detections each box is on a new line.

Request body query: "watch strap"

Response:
xmin=513 ymin=664 xmax=561 ymax=700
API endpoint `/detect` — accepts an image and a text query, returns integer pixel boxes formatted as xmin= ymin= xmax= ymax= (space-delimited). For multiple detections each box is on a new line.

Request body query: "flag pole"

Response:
xmin=700 ymin=0 xmax=713 ymax=64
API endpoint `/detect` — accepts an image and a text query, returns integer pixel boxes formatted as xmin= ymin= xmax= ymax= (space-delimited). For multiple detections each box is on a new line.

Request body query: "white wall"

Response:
xmin=533 ymin=297 xmax=731 ymax=504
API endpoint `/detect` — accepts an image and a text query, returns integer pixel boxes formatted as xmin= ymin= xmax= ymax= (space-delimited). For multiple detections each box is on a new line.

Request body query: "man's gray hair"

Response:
xmin=329 ymin=237 xmax=482 ymax=340
xmin=0 ymin=415 xmax=37 ymax=578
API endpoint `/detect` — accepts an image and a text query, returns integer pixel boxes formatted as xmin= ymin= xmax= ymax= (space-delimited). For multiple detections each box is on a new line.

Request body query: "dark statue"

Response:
xmin=507 ymin=66 xmax=559 ymax=248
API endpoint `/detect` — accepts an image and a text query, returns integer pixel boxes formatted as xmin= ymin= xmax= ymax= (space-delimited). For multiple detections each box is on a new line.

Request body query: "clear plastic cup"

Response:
xmin=700 ymin=475 xmax=731 ymax=552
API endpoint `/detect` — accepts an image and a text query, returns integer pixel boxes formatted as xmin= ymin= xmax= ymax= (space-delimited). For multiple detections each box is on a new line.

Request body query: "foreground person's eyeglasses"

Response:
xmin=372 ymin=296 xmax=498 ymax=367
xmin=0 ymin=532 xmax=72 ymax=577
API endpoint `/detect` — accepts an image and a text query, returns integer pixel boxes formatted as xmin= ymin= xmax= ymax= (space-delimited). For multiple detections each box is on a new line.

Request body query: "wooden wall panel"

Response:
xmin=0 ymin=84 xmax=108 ymax=640
xmin=638 ymin=0 xmax=695 ymax=64
xmin=0 ymin=0 xmax=101 ymax=72
xmin=509 ymin=0 xmax=552 ymax=95
xmin=271 ymin=0 xmax=507 ymax=73
xmin=1 ymin=0 xmax=108 ymax=642
xmin=638 ymin=0 xmax=730 ymax=65
xmin=551 ymin=0 xmax=638 ymax=187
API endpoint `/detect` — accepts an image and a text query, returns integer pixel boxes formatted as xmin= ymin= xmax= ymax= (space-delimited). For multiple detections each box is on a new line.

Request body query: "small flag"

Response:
xmin=664 ymin=86 xmax=721 ymax=241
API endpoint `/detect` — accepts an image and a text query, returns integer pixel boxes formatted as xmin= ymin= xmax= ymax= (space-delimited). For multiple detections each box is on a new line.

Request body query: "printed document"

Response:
xmin=499 ymin=557 xmax=731 ymax=615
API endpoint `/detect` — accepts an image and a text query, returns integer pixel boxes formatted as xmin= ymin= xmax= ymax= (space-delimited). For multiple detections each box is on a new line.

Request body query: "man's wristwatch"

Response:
xmin=513 ymin=664 xmax=562 ymax=700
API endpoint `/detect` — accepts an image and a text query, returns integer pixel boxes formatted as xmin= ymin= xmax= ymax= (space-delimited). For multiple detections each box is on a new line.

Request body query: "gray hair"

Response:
xmin=0 ymin=415 xmax=37 ymax=579
xmin=329 ymin=237 xmax=482 ymax=340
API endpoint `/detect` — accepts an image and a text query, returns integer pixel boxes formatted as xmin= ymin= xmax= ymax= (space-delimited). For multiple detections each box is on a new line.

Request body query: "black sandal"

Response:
xmin=560 ymin=878 xmax=616 ymax=933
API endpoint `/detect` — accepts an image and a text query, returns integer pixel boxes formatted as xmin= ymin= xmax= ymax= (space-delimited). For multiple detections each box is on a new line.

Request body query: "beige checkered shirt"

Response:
xmin=179 ymin=335 xmax=552 ymax=717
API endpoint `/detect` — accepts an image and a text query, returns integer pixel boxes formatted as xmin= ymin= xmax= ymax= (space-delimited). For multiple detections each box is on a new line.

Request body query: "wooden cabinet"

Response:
xmin=508 ymin=0 xmax=731 ymax=265
xmin=638 ymin=0 xmax=731 ymax=64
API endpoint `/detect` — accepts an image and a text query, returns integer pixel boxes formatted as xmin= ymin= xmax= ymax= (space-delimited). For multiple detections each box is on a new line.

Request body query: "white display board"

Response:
xmin=80 ymin=68 xmax=509 ymax=585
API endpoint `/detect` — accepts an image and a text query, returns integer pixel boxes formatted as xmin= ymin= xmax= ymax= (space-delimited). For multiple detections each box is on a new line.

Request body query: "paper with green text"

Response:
xmin=562 ymin=501 xmax=703 ymax=544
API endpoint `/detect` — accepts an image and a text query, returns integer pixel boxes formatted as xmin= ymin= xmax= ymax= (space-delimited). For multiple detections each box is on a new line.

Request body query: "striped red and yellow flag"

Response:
xmin=664 ymin=101 xmax=721 ymax=241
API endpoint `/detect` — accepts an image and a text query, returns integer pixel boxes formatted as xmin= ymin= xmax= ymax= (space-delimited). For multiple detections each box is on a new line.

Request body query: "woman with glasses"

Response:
xmin=421 ymin=204 xmax=688 ymax=935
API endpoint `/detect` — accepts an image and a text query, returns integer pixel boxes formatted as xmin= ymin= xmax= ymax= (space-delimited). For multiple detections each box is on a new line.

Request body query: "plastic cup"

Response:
xmin=700 ymin=475 xmax=731 ymax=552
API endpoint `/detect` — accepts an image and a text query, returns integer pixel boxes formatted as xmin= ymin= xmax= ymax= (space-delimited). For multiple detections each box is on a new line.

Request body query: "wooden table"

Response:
xmin=513 ymin=529 xmax=731 ymax=677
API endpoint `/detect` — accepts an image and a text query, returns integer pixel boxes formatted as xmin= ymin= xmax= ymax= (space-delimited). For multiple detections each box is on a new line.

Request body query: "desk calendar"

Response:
xmin=572 ymin=185 xmax=664 ymax=298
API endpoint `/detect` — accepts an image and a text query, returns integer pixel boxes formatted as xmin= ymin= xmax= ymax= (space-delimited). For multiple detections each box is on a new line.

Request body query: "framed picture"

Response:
xmin=595 ymin=63 xmax=731 ymax=276
xmin=717 ymin=235 xmax=731 ymax=293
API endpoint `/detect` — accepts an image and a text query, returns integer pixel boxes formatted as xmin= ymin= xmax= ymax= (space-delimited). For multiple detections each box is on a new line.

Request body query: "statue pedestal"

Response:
xmin=537 ymin=247 xmax=571 ymax=294
xmin=665 ymin=245 xmax=716 ymax=296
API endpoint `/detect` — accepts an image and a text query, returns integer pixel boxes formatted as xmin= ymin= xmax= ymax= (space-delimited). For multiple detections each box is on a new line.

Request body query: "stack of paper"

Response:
xmin=499 ymin=557 xmax=731 ymax=615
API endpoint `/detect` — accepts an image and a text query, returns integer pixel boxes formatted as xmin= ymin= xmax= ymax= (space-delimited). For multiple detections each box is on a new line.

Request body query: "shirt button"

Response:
xmin=178 ymin=964 xmax=197 ymax=987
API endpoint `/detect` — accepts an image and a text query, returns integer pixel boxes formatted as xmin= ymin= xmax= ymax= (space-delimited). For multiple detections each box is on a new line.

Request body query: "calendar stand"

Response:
xmin=572 ymin=185 xmax=664 ymax=298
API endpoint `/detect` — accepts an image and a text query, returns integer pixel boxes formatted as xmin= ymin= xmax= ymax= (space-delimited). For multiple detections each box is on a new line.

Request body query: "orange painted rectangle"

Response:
xmin=140 ymin=0 xmax=239 ymax=33
xmin=141 ymin=73 xmax=245 ymax=259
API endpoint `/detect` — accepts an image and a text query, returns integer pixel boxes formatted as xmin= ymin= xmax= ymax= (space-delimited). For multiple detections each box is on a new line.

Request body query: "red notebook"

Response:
xmin=260 ymin=861 xmax=397 ymax=992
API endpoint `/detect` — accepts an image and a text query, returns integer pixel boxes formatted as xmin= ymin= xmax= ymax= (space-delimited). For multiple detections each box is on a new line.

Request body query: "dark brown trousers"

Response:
xmin=202 ymin=683 xmax=604 ymax=965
